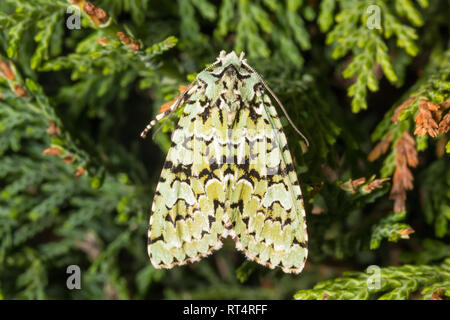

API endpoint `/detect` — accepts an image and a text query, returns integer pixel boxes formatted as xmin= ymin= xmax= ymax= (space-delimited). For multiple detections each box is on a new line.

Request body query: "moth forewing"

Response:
xmin=144 ymin=51 xmax=308 ymax=273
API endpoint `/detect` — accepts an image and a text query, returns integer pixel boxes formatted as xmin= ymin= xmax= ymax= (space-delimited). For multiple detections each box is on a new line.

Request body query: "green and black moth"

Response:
xmin=141 ymin=51 xmax=308 ymax=274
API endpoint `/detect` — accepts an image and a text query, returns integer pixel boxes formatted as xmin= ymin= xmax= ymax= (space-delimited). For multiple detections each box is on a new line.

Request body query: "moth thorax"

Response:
xmin=223 ymin=69 xmax=238 ymax=93
xmin=218 ymin=69 xmax=239 ymax=126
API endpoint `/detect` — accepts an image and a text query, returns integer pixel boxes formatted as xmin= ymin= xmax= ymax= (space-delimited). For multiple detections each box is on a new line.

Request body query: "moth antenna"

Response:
xmin=148 ymin=81 xmax=195 ymax=140
xmin=141 ymin=59 xmax=222 ymax=139
xmin=140 ymin=87 xmax=187 ymax=139
xmin=242 ymin=61 xmax=310 ymax=148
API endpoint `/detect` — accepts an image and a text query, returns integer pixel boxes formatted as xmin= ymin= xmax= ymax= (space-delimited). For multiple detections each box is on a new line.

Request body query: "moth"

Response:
xmin=141 ymin=51 xmax=308 ymax=274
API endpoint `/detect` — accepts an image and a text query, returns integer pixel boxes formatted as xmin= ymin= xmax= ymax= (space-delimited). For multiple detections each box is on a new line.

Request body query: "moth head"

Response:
xmin=218 ymin=51 xmax=246 ymax=69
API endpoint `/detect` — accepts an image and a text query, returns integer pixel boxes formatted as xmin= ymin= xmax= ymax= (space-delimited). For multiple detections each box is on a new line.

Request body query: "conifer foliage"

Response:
xmin=0 ymin=0 xmax=448 ymax=299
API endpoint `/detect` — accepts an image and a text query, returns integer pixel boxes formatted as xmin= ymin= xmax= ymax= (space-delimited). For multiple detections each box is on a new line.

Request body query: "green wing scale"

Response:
xmin=148 ymin=84 xmax=227 ymax=268
xmin=229 ymin=89 xmax=308 ymax=274
xmin=145 ymin=51 xmax=308 ymax=274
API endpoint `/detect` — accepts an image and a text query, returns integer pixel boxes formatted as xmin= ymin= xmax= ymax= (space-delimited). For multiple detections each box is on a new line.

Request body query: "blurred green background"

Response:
xmin=0 ymin=0 xmax=449 ymax=300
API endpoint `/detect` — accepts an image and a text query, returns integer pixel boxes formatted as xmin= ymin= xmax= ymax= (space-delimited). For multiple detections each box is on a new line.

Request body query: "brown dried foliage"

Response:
xmin=117 ymin=32 xmax=131 ymax=45
xmin=47 ymin=121 xmax=60 ymax=136
xmin=94 ymin=8 xmax=108 ymax=24
xmin=83 ymin=1 xmax=95 ymax=15
xmin=13 ymin=84 xmax=27 ymax=97
xmin=349 ymin=177 xmax=366 ymax=190
xmin=392 ymin=97 xmax=414 ymax=123
xmin=390 ymin=132 xmax=418 ymax=212
xmin=430 ymin=289 xmax=445 ymax=300
xmin=83 ymin=1 xmax=108 ymax=24
xmin=441 ymin=99 xmax=450 ymax=109
xmin=62 ymin=155 xmax=74 ymax=164
xmin=438 ymin=112 xmax=450 ymax=135
xmin=74 ymin=167 xmax=86 ymax=177
xmin=117 ymin=32 xmax=140 ymax=51
xmin=368 ymin=134 xmax=392 ymax=162
xmin=42 ymin=147 xmax=62 ymax=156
xmin=399 ymin=227 xmax=415 ymax=239
xmin=339 ymin=177 xmax=365 ymax=193
xmin=414 ymin=98 xmax=440 ymax=138
xmin=0 ymin=59 xmax=15 ymax=80
xmin=158 ymin=85 xmax=188 ymax=113
xmin=129 ymin=41 xmax=141 ymax=51
xmin=95 ymin=38 xmax=109 ymax=46
xmin=363 ymin=178 xmax=391 ymax=193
